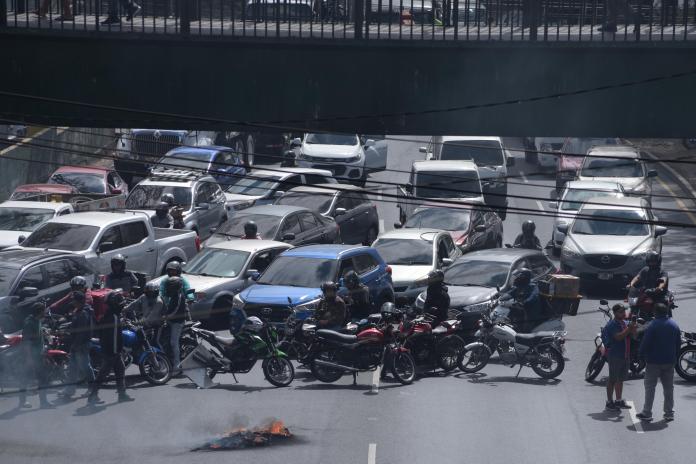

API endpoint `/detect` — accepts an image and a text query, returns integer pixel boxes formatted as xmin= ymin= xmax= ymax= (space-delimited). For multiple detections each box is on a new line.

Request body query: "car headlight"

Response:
xmin=232 ymin=293 xmax=244 ymax=310
xmin=632 ymin=250 xmax=648 ymax=261
xmin=463 ymin=300 xmax=493 ymax=313
xmin=344 ymin=153 xmax=363 ymax=163
xmin=233 ymin=200 xmax=255 ymax=210
xmin=294 ymin=298 xmax=321 ymax=312
xmin=561 ymin=246 xmax=581 ymax=259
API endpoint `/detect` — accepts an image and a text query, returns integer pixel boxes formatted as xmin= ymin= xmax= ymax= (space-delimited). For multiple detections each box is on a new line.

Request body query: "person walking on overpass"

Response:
xmin=101 ymin=0 xmax=142 ymax=25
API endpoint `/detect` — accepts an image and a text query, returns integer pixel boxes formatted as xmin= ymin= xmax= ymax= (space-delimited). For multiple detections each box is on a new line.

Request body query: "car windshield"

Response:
xmin=560 ymin=189 xmax=619 ymax=211
xmin=160 ymin=151 xmax=212 ymax=171
xmin=405 ymin=208 xmax=471 ymax=231
xmin=440 ymin=140 xmax=504 ymax=166
xmin=225 ymin=176 xmax=280 ymax=196
xmin=0 ymin=208 xmax=55 ymax=232
xmin=48 ymin=172 xmax=104 ymax=194
xmin=581 ymin=158 xmax=644 ymax=178
xmin=444 ymin=260 xmax=511 ymax=288
xmin=305 ymin=133 xmax=358 ymax=146
xmin=572 ymin=209 xmax=650 ymax=236
xmin=275 ymin=192 xmax=334 ymax=214
xmin=183 ymin=248 xmax=250 ymax=278
xmin=415 ymin=171 xmax=481 ymax=198
xmin=125 ymin=185 xmax=192 ymax=209
xmin=215 ymin=213 xmax=280 ymax=239
xmin=563 ymin=138 xmax=620 ymax=155
xmin=0 ymin=266 xmax=20 ymax=296
xmin=22 ymin=223 xmax=99 ymax=251
xmin=373 ymin=238 xmax=433 ymax=265
xmin=257 ymin=256 xmax=337 ymax=288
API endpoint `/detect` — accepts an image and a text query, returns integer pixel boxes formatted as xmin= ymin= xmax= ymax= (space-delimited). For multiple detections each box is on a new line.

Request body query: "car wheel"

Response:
xmin=364 ymin=226 xmax=378 ymax=246
xmin=246 ymin=135 xmax=255 ymax=167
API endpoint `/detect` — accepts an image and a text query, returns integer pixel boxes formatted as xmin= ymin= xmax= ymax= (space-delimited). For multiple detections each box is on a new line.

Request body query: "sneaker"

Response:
xmin=19 ymin=401 xmax=32 ymax=409
xmin=664 ymin=413 xmax=674 ymax=422
xmin=605 ymin=401 xmax=620 ymax=411
xmin=614 ymin=400 xmax=631 ymax=409
xmin=118 ymin=393 xmax=134 ymax=403
xmin=100 ymin=17 xmax=120 ymax=25
xmin=127 ymin=4 xmax=141 ymax=21
xmin=636 ymin=412 xmax=653 ymax=421
xmin=87 ymin=394 xmax=104 ymax=405
xmin=40 ymin=401 xmax=55 ymax=409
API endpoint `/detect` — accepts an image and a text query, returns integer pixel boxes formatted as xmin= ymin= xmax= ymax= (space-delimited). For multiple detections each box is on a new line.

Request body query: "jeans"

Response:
xmin=91 ymin=354 xmax=126 ymax=394
xmin=169 ymin=322 xmax=183 ymax=371
xmin=106 ymin=0 xmax=132 ymax=18
xmin=641 ymin=363 xmax=675 ymax=416
xmin=19 ymin=351 xmax=49 ymax=405
xmin=62 ymin=346 xmax=95 ymax=395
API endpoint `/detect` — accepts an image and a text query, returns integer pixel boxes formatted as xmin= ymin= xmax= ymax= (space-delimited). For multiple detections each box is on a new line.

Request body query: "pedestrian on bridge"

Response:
xmin=101 ymin=0 xmax=142 ymax=25
xmin=33 ymin=0 xmax=73 ymax=21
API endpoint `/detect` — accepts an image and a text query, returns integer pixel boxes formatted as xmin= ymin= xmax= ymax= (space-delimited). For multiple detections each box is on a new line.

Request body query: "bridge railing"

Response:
xmin=2 ymin=0 xmax=696 ymax=40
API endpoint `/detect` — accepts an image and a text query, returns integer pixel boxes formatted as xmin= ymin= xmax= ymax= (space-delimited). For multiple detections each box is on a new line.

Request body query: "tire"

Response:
xmin=390 ymin=351 xmax=416 ymax=384
xmin=262 ymin=356 xmax=295 ymax=387
xmin=676 ymin=346 xmax=696 ymax=382
xmin=584 ymin=350 xmax=605 ymax=382
xmin=458 ymin=345 xmax=491 ymax=373
xmin=139 ymin=352 xmax=172 ymax=385
xmin=531 ymin=346 xmax=565 ymax=379
xmin=309 ymin=350 xmax=344 ymax=383
xmin=246 ymin=135 xmax=255 ymax=167
xmin=363 ymin=226 xmax=378 ymax=246
xmin=437 ymin=335 xmax=466 ymax=372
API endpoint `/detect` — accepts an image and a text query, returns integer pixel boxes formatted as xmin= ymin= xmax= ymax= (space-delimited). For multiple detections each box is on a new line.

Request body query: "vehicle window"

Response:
xmin=250 ymin=250 xmax=274 ymax=273
xmin=161 ymin=151 xmax=212 ymax=172
xmin=440 ymin=140 xmax=504 ymax=166
xmin=353 ymin=253 xmax=379 ymax=275
xmin=280 ymin=215 xmax=302 ymax=235
xmin=437 ymin=239 xmax=449 ymax=263
xmin=225 ymin=176 xmax=280 ymax=196
xmin=471 ymin=208 xmax=483 ymax=225
xmin=305 ymin=174 xmax=336 ymax=185
xmin=66 ymin=258 xmax=88 ymax=278
xmin=560 ymin=189 xmax=620 ymax=211
xmin=107 ymin=173 xmax=117 ymax=188
xmin=0 ymin=266 xmax=21 ymax=295
xmin=283 ymin=175 xmax=303 ymax=191
xmin=372 ymin=238 xmax=433 ymax=265
xmin=572 ymin=209 xmax=649 ymax=236
xmin=58 ymin=209 xmax=71 ymax=216
xmin=99 ymin=225 xmax=124 ymax=249
xmin=22 ymin=223 xmax=99 ymax=252
xmin=214 ymin=151 xmax=239 ymax=167
xmin=120 ymin=221 xmax=149 ymax=247
xmin=443 ymin=260 xmax=510 ymax=288
xmin=305 ymin=133 xmax=359 ymax=146
xmin=364 ymin=135 xmax=386 ymax=141
xmin=581 ymin=158 xmax=644 ymax=178
xmin=415 ymin=171 xmax=481 ymax=199
xmin=194 ymin=184 xmax=209 ymax=205
xmin=44 ymin=260 xmax=73 ymax=288
xmin=258 ymin=256 xmax=337 ymax=288
xmin=16 ymin=266 xmax=46 ymax=291
xmin=49 ymin=172 xmax=105 ymax=194
xmin=0 ymin=207 xmax=55 ymax=232
xmin=126 ymin=185 xmax=192 ymax=209
xmin=404 ymin=207 xmax=471 ymax=231
xmin=276 ymin=192 xmax=334 ymax=214
xmin=528 ymin=255 xmax=554 ymax=278
xmin=216 ymin=213 xmax=280 ymax=239
xmin=298 ymin=212 xmax=319 ymax=231
xmin=442 ymin=235 xmax=456 ymax=256
xmin=336 ymin=193 xmax=353 ymax=211
xmin=338 ymin=258 xmax=355 ymax=278
xmin=210 ymin=184 xmax=225 ymax=203
xmin=184 ymin=248 xmax=250 ymax=278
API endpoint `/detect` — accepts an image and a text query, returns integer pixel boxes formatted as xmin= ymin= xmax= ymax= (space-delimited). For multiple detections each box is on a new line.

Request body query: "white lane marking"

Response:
xmin=368 ymin=443 xmax=377 ymax=464
xmin=376 ymin=189 xmax=383 ymax=201
xmin=367 ymin=417 xmax=378 ymax=421
xmin=379 ymin=219 xmax=385 ymax=233
xmin=519 ymin=171 xmax=529 ymax=183
xmin=627 ymin=400 xmax=644 ymax=434
xmin=536 ymin=200 xmax=544 ymax=211
xmin=371 ymin=367 xmax=381 ymax=393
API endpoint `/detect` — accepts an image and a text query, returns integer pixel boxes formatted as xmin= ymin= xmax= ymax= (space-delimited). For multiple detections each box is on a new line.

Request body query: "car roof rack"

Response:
xmin=148 ymin=168 xmax=204 ymax=181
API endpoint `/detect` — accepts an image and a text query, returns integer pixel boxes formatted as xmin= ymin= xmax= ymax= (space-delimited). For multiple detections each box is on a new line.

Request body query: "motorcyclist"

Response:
xmin=513 ymin=220 xmax=542 ymax=250
xmin=105 ymin=254 xmax=139 ymax=295
xmin=316 ymin=282 xmax=347 ymax=330
xmin=57 ymin=291 xmax=95 ymax=399
xmin=125 ymin=282 xmax=164 ymax=328
xmin=151 ymin=201 xmax=174 ymax=228
xmin=162 ymin=276 xmax=188 ymax=376
xmin=630 ymin=250 xmax=668 ymax=296
xmin=242 ymin=221 xmax=261 ymax=240
xmin=160 ymin=193 xmax=185 ymax=229
xmin=500 ymin=268 xmax=543 ymax=332
xmin=422 ymin=269 xmax=450 ymax=327
xmin=159 ymin=261 xmax=194 ymax=304
xmin=49 ymin=276 xmax=94 ymax=314
xmin=343 ymin=271 xmax=371 ymax=320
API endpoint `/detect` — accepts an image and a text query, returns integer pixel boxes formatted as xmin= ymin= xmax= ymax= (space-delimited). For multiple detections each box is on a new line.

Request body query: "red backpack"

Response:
xmin=91 ymin=288 xmax=112 ymax=322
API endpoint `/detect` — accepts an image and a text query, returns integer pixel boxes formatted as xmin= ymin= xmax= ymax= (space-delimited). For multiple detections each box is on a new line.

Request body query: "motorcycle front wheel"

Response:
xmin=585 ymin=351 xmax=606 ymax=383
xmin=458 ymin=345 xmax=491 ymax=373
xmin=262 ymin=356 xmax=295 ymax=387
xmin=532 ymin=346 xmax=565 ymax=379
xmin=390 ymin=351 xmax=416 ymax=384
xmin=309 ymin=350 xmax=344 ymax=383
xmin=676 ymin=346 xmax=696 ymax=382
xmin=437 ymin=335 xmax=466 ymax=372
xmin=139 ymin=352 xmax=172 ymax=385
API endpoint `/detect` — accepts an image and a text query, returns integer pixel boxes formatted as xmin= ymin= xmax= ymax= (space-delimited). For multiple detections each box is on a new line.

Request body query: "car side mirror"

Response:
xmin=245 ymin=269 xmax=260 ymax=280
xmin=654 ymin=226 xmax=667 ymax=237
xmin=418 ymin=147 xmax=428 ymax=154
xmin=393 ymin=222 xmax=403 ymax=229
xmin=441 ymin=258 xmax=453 ymax=267
xmin=548 ymin=201 xmax=558 ymax=210
xmin=273 ymin=190 xmax=285 ymax=199
xmin=195 ymin=202 xmax=210 ymax=211
xmin=506 ymin=157 xmax=515 ymax=167
xmin=290 ymin=138 xmax=302 ymax=147
xmin=97 ymin=241 xmax=115 ymax=254
xmin=17 ymin=235 xmax=26 ymax=244
xmin=364 ymin=139 xmax=375 ymax=148
xmin=282 ymin=233 xmax=295 ymax=242
xmin=334 ymin=207 xmax=347 ymax=217
xmin=557 ymin=224 xmax=568 ymax=234
xmin=474 ymin=225 xmax=486 ymax=233
xmin=648 ymin=170 xmax=658 ymax=178
xmin=18 ymin=287 xmax=38 ymax=299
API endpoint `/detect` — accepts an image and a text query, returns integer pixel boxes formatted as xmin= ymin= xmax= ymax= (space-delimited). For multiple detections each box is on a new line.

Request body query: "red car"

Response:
xmin=47 ymin=166 xmax=128 ymax=195
xmin=10 ymin=183 xmax=79 ymax=200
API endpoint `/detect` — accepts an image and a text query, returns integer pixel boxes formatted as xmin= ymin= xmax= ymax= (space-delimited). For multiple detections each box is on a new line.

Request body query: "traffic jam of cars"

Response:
xmin=2 ymin=132 xmax=693 ymax=397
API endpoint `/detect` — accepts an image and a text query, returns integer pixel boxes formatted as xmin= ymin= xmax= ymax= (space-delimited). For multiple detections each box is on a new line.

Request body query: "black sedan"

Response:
xmin=203 ymin=205 xmax=341 ymax=247
xmin=414 ymin=248 xmax=556 ymax=313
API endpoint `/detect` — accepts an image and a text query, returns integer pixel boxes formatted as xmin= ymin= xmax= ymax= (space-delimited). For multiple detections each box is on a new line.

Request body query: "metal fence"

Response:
xmin=2 ymin=0 xmax=696 ymax=40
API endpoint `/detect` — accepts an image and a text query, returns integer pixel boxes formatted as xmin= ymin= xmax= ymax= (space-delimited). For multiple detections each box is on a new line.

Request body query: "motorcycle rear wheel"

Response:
xmin=310 ymin=350 xmax=344 ymax=383
xmin=585 ymin=351 xmax=605 ymax=382
xmin=139 ymin=352 xmax=172 ymax=385
xmin=458 ymin=345 xmax=491 ymax=373
xmin=676 ymin=346 xmax=696 ymax=382
xmin=262 ymin=356 xmax=295 ymax=387
xmin=532 ymin=347 xmax=565 ymax=379
xmin=390 ymin=352 xmax=416 ymax=384
xmin=437 ymin=335 xmax=466 ymax=372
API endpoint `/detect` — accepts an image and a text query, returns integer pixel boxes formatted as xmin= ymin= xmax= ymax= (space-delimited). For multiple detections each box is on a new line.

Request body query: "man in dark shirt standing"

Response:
xmin=18 ymin=303 xmax=52 ymax=409
xmin=637 ymin=303 xmax=681 ymax=422
xmin=602 ymin=304 xmax=636 ymax=410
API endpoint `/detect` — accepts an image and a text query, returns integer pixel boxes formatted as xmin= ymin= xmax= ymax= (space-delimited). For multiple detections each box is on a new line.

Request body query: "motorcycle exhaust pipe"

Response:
xmin=313 ymin=359 xmax=359 ymax=373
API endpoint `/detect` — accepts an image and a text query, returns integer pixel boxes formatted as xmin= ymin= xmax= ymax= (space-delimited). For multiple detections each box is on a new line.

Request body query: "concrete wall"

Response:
xmin=0 ymin=127 xmax=116 ymax=200
xmin=2 ymin=31 xmax=696 ymax=136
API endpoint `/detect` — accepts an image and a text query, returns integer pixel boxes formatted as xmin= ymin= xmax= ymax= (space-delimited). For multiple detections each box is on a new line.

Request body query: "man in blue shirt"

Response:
xmin=602 ymin=304 xmax=636 ymax=410
xmin=636 ymin=303 xmax=681 ymax=422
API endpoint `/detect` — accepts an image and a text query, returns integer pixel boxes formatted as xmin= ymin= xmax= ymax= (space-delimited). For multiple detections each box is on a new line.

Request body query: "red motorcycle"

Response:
xmin=399 ymin=313 xmax=466 ymax=373
xmin=628 ymin=285 xmax=676 ymax=318
xmin=0 ymin=329 xmax=69 ymax=387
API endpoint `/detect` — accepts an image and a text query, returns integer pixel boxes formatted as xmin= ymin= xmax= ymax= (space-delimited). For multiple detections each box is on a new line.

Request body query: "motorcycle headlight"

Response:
xmin=294 ymin=298 xmax=321 ymax=313
xmin=232 ymin=293 xmax=244 ymax=310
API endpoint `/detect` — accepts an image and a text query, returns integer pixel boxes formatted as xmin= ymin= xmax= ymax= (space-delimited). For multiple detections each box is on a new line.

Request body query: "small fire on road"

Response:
xmin=192 ymin=420 xmax=293 ymax=451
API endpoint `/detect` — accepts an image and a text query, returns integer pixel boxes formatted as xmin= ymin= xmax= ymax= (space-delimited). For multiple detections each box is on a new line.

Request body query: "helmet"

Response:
xmin=144 ymin=282 xmax=159 ymax=298
xmin=242 ymin=316 xmax=264 ymax=333
xmin=111 ymin=254 xmax=126 ymax=272
xmin=427 ymin=269 xmax=444 ymax=285
xmin=72 ymin=290 xmax=86 ymax=303
xmin=29 ymin=302 xmax=45 ymax=316
xmin=512 ymin=268 xmax=533 ymax=287
xmin=522 ymin=220 xmax=536 ymax=234
xmin=165 ymin=276 xmax=183 ymax=297
xmin=646 ymin=250 xmax=661 ymax=268
xmin=344 ymin=271 xmax=360 ymax=289
xmin=380 ymin=302 xmax=396 ymax=314
xmin=155 ymin=201 xmax=170 ymax=217
xmin=160 ymin=193 xmax=176 ymax=206
xmin=243 ymin=221 xmax=258 ymax=237
xmin=166 ymin=261 xmax=182 ymax=276
xmin=70 ymin=276 xmax=88 ymax=291
xmin=106 ymin=291 xmax=125 ymax=311
xmin=320 ymin=281 xmax=338 ymax=293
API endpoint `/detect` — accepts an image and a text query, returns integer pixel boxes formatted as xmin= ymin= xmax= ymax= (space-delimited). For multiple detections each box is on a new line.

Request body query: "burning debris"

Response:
xmin=192 ymin=420 xmax=293 ymax=451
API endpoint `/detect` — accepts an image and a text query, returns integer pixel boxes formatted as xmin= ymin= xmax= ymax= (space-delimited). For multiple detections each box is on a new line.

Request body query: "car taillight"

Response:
xmin=195 ymin=235 xmax=201 ymax=252
xmin=386 ymin=265 xmax=392 ymax=275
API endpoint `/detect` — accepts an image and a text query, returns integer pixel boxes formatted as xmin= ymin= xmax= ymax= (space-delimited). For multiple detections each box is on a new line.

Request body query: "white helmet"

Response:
xmin=242 ymin=316 xmax=264 ymax=332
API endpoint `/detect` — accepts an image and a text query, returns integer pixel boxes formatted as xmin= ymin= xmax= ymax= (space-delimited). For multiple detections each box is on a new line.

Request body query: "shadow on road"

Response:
xmin=627 ymin=421 xmax=669 ymax=432
xmin=587 ymin=410 xmax=624 ymax=423
xmin=456 ymin=372 xmax=562 ymax=386
xmin=174 ymin=383 xmax=275 ymax=393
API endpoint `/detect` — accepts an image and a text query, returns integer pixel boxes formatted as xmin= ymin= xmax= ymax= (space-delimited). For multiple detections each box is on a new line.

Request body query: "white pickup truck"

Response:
xmin=14 ymin=211 xmax=199 ymax=277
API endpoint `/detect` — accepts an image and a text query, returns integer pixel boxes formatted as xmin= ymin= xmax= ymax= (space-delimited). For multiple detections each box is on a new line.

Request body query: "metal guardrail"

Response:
xmin=2 ymin=0 xmax=696 ymax=40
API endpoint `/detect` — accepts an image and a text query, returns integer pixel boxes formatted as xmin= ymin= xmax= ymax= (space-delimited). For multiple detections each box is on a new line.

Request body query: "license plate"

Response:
xmin=598 ymin=272 xmax=613 ymax=280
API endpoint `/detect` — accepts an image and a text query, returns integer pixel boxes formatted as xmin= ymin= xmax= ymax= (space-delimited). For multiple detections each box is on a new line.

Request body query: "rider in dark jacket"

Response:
xmin=316 ymin=282 xmax=347 ymax=330
xmin=423 ymin=270 xmax=450 ymax=327
xmin=503 ymin=268 xmax=543 ymax=332
xmin=513 ymin=220 xmax=542 ymax=250
xmin=630 ymin=250 xmax=668 ymax=294
xmin=105 ymin=254 xmax=139 ymax=294
xmin=151 ymin=201 xmax=174 ymax=228
xmin=343 ymin=271 xmax=371 ymax=320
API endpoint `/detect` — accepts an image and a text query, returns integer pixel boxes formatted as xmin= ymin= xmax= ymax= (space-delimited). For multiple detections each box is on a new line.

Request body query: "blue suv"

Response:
xmin=231 ymin=245 xmax=394 ymax=327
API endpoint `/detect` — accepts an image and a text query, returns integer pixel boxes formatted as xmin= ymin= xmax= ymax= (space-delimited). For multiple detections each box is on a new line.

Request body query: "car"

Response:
xmin=231 ymin=244 xmax=394 ymax=327
xmin=203 ymin=205 xmax=341 ymax=247
xmin=223 ymin=167 xmax=336 ymax=215
xmin=372 ymin=229 xmax=461 ymax=303
xmin=558 ymin=197 xmax=666 ymax=286
xmin=414 ymin=248 xmax=556 ymax=314
xmin=397 ymin=204 xmax=503 ymax=251
xmin=0 ymin=249 xmax=97 ymax=332
xmin=274 ymin=183 xmax=380 ymax=245
xmin=422 ymin=136 xmax=514 ymax=216
xmin=577 ymin=145 xmax=658 ymax=199
xmin=548 ymin=181 xmax=625 ymax=254
xmin=149 ymin=240 xmax=292 ymax=325
xmin=0 ymin=201 xmax=75 ymax=250
xmin=555 ymin=137 xmax=621 ymax=192
xmin=48 ymin=165 xmax=128 ymax=196
xmin=125 ymin=170 xmax=228 ymax=239
xmin=534 ymin=137 xmax=566 ymax=168
xmin=10 ymin=184 xmax=79 ymax=200
xmin=153 ymin=146 xmax=247 ymax=186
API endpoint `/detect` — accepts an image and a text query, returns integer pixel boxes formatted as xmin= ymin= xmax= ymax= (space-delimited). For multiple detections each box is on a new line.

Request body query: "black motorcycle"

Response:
xmin=676 ymin=331 xmax=696 ymax=382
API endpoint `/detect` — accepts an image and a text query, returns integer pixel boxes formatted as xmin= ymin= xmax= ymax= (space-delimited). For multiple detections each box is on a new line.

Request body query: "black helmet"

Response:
xmin=380 ymin=302 xmax=396 ymax=314
xmin=144 ymin=281 xmax=160 ymax=298
xmin=160 ymin=193 xmax=176 ymax=206
xmin=70 ymin=276 xmax=88 ymax=291
xmin=244 ymin=221 xmax=258 ymax=237
xmin=72 ymin=290 xmax=86 ymax=303
xmin=344 ymin=270 xmax=360 ymax=289
xmin=320 ymin=281 xmax=338 ymax=293
xmin=427 ymin=269 xmax=444 ymax=285
xmin=522 ymin=220 xmax=536 ymax=234
xmin=646 ymin=250 xmax=661 ymax=268
xmin=165 ymin=276 xmax=183 ymax=297
xmin=106 ymin=291 xmax=125 ymax=311
xmin=512 ymin=268 xmax=532 ymax=287
xmin=166 ymin=261 xmax=182 ymax=276
xmin=155 ymin=201 xmax=169 ymax=217
xmin=111 ymin=254 xmax=126 ymax=270
xmin=30 ymin=302 xmax=45 ymax=316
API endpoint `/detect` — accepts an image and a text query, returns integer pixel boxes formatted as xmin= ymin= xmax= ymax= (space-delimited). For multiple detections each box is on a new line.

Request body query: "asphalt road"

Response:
xmin=2 ymin=136 xmax=696 ymax=464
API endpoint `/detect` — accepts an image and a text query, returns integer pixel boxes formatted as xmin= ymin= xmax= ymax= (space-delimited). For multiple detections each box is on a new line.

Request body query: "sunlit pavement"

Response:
xmin=2 ymin=136 xmax=696 ymax=464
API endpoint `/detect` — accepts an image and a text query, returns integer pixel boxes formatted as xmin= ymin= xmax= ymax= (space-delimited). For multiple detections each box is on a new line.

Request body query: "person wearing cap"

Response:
xmin=602 ymin=303 xmax=637 ymax=411
xmin=17 ymin=302 xmax=52 ymax=409
xmin=58 ymin=291 xmax=95 ymax=399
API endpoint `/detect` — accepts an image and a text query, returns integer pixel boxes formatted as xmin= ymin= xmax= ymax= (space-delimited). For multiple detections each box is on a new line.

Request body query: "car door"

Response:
xmin=277 ymin=213 xmax=302 ymax=243
xmin=352 ymin=252 xmax=384 ymax=307
xmin=334 ymin=192 xmax=358 ymax=244
xmin=42 ymin=259 xmax=77 ymax=307
xmin=297 ymin=212 xmax=324 ymax=245
xmin=97 ymin=222 xmax=153 ymax=276
xmin=193 ymin=183 xmax=217 ymax=238
xmin=207 ymin=183 xmax=227 ymax=230
xmin=362 ymin=135 xmax=388 ymax=173
xmin=468 ymin=208 xmax=488 ymax=250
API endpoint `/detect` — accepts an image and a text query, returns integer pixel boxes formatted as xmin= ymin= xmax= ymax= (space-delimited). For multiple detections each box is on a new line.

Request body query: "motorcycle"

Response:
xmin=627 ymin=285 xmax=676 ymax=318
xmin=0 ymin=328 xmax=70 ymax=387
xmin=676 ymin=331 xmax=696 ymax=382
xmin=491 ymin=299 xmax=566 ymax=333
xmin=307 ymin=308 xmax=416 ymax=385
xmin=399 ymin=311 xmax=465 ymax=373
xmin=187 ymin=311 xmax=295 ymax=387
xmin=459 ymin=314 xmax=566 ymax=379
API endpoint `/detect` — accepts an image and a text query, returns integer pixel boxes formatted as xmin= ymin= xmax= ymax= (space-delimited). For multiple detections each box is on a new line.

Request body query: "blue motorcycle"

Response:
xmin=90 ymin=320 xmax=172 ymax=385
